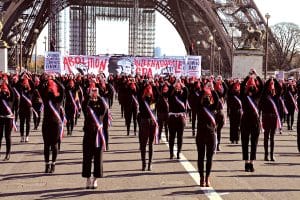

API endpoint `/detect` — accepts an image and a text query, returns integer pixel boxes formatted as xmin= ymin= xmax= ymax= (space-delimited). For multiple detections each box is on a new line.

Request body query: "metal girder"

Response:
xmin=1 ymin=0 xmax=280 ymax=77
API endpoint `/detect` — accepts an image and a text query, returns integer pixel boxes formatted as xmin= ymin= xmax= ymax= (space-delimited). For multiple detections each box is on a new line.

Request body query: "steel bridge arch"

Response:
xmin=1 ymin=0 xmax=278 ymax=76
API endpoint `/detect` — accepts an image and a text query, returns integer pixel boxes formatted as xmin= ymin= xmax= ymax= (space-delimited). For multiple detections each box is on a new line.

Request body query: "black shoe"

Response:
xmin=170 ymin=154 xmax=174 ymax=159
xmin=45 ymin=164 xmax=51 ymax=173
xmin=249 ymin=163 xmax=255 ymax=172
xmin=49 ymin=164 xmax=55 ymax=173
xmin=148 ymin=163 xmax=152 ymax=171
xmin=245 ymin=163 xmax=250 ymax=172
xmin=217 ymin=144 xmax=221 ymax=151
xmin=142 ymin=163 xmax=146 ymax=171
xmin=270 ymin=156 xmax=276 ymax=161
xmin=177 ymin=153 xmax=181 ymax=159
xmin=3 ymin=154 xmax=10 ymax=161
xmin=264 ymin=156 xmax=269 ymax=161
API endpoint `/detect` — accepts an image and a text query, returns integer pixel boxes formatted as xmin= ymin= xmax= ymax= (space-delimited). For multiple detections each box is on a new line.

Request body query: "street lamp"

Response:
xmin=43 ymin=36 xmax=47 ymax=52
xmin=229 ymin=23 xmax=235 ymax=74
xmin=17 ymin=18 xmax=24 ymax=72
xmin=33 ymin=28 xmax=39 ymax=73
xmin=217 ymin=47 xmax=222 ymax=75
xmin=265 ymin=13 xmax=271 ymax=80
xmin=196 ymin=40 xmax=201 ymax=55
xmin=208 ymin=35 xmax=214 ymax=75
xmin=12 ymin=39 xmax=18 ymax=67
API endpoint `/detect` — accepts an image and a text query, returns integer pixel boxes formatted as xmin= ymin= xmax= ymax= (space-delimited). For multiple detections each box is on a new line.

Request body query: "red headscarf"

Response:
xmin=48 ymin=79 xmax=59 ymax=97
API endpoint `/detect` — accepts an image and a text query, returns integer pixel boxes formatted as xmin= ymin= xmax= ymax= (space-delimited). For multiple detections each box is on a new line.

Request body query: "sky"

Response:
xmin=36 ymin=0 xmax=300 ymax=56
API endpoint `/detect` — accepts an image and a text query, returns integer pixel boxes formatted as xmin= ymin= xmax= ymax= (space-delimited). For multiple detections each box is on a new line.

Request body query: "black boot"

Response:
xmin=245 ymin=163 xmax=250 ymax=172
xmin=45 ymin=164 xmax=51 ymax=173
xmin=217 ymin=144 xmax=221 ymax=151
xmin=264 ymin=139 xmax=269 ymax=161
xmin=270 ymin=140 xmax=276 ymax=161
xmin=142 ymin=162 xmax=146 ymax=171
xmin=50 ymin=164 xmax=55 ymax=173
xmin=249 ymin=163 xmax=255 ymax=172
xmin=3 ymin=154 xmax=10 ymax=161
xmin=148 ymin=163 xmax=152 ymax=171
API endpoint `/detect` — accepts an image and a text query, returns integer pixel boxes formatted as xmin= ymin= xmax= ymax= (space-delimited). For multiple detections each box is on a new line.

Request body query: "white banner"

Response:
xmin=185 ymin=56 xmax=201 ymax=78
xmin=62 ymin=55 xmax=109 ymax=75
xmin=44 ymin=53 xmax=201 ymax=78
xmin=44 ymin=52 xmax=62 ymax=73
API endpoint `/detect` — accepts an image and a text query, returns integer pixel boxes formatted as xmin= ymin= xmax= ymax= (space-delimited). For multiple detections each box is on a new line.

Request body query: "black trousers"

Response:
xmin=287 ymin=107 xmax=295 ymax=129
xmin=191 ymin=109 xmax=197 ymax=134
xmin=138 ymin=118 xmax=155 ymax=165
xmin=19 ymin=109 xmax=31 ymax=137
xmin=241 ymin=116 xmax=260 ymax=161
xmin=0 ymin=118 xmax=13 ymax=156
xmin=33 ymin=103 xmax=42 ymax=129
xmin=124 ymin=106 xmax=138 ymax=134
xmin=196 ymin=132 xmax=216 ymax=178
xmin=297 ymin=113 xmax=300 ymax=152
xmin=215 ymin=110 xmax=225 ymax=145
xmin=157 ymin=112 xmax=168 ymax=140
xmin=42 ymin=121 xmax=61 ymax=163
xmin=168 ymin=115 xmax=186 ymax=157
xmin=82 ymin=143 xmax=103 ymax=178
xmin=262 ymin=114 xmax=277 ymax=157
xmin=229 ymin=110 xmax=242 ymax=142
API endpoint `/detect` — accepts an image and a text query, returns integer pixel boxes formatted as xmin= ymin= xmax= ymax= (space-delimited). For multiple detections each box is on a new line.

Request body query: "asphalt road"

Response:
xmin=0 ymin=102 xmax=300 ymax=200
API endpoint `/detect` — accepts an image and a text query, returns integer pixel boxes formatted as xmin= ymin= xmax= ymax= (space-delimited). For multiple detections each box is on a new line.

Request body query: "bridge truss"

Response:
xmin=0 ymin=0 xmax=279 ymax=76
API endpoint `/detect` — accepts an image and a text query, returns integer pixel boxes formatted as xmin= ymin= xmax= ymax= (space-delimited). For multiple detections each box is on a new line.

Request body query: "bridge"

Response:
xmin=0 ymin=0 xmax=280 ymax=76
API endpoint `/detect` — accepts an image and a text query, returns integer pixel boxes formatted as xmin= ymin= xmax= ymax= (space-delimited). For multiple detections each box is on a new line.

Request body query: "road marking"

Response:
xmin=161 ymin=134 xmax=223 ymax=200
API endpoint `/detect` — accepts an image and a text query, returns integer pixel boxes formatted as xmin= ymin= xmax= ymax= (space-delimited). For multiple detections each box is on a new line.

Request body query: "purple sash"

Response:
xmin=49 ymin=100 xmax=64 ymax=140
xmin=288 ymin=91 xmax=298 ymax=112
xmin=101 ymin=97 xmax=113 ymax=127
xmin=175 ymin=96 xmax=186 ymax=110
xmin=13 ymin=88 xmax=20 ymax=99
xmin=132 ymin=94 xmax=139 ymax=110
xmin=203 ymin=107 xmax=216 ymax=126
xmin=247 ymin=96 xmax=263 ymax=131
xmin=268 ymin=96 xmax=282 ymax=129
xmin=144 ymin=101 xmax=159 ymax=144
xmin=68 ymin=90 xmax=79 ymax=118
xmin=234 ymin=95 xmax=243 ymax=115
xmin=88 ymin=106 xmax=106 ymax=150
xmin=279 ymin=97 xmax=288 ymax=114
xmin=22 ymin=93 xmax=32 ymax=106
xmin=1 ymin=99 xmax=17 ymax=131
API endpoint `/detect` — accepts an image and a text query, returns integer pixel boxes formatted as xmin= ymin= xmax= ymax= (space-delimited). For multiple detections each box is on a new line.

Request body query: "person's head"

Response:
xmin=246 ymin=77 xmax=257 ymax=95
xmin=48 ymin=79 xmax=59 ymax=96
xmin=201 ymin=87 xmax=213 ymax=106
xmin=267 ymin=79 xmax=276 ymax=96
xmin=89 ymin=87 xmax=99 ymax=99
xmin=0 ymin=82 xmax=9 ymax=95
xmin=232 ymin=81 xmax=240 ymax=94
xmin=142 ymin=84 xmax=153 ymax=101
xmin=68 ymin=79 xmax=75 ymax=88
xmin=34 ymin=77 xmax=40 ymax=86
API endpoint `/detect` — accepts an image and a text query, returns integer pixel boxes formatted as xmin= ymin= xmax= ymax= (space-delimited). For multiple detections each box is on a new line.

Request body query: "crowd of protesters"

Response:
xmin=0 ymin=68 xmax=299 ymax=188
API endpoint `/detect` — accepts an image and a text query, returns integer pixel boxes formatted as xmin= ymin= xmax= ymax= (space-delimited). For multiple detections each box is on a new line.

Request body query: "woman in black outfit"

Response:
xmin=196 ymin=86 xmax=218 ymax=187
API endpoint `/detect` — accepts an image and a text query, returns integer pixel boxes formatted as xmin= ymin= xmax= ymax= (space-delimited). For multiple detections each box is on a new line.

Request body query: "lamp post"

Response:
xmin=265 ymin=13 xmax=271 ymax=80
xmin=13 ymin=40 xmax=18 ymax=67
xmin=208 ymin=35 xmax=214 ymax=75
xmin=17 ymin=18 xmax=24 ymax=72
xmin=196 ymin=40 xmax=201 ymax=55
xmin=229 ymin=24 xmax=235 ymax=74
xmin=43 ymin=36 xmax=47 ymax=52
xmin=33 ymin=28 xmax=39 ymax=73
xmin=217 ymin=47 xmax=221 ymax=75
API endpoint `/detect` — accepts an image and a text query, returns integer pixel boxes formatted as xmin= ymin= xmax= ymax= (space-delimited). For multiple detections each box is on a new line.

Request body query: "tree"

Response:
xmin=270 ymin=22 xmax=300 ymax=70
